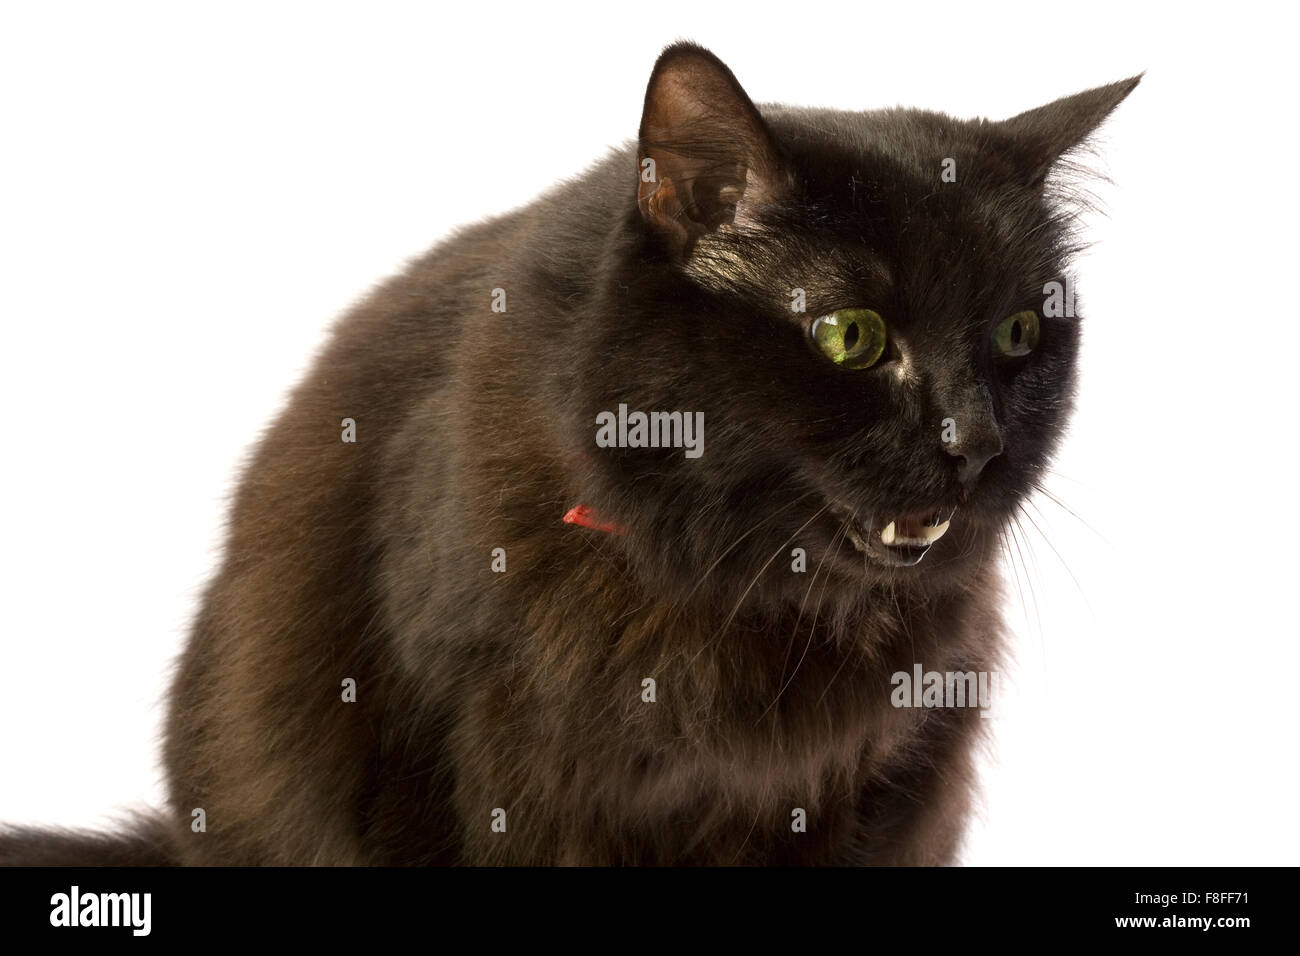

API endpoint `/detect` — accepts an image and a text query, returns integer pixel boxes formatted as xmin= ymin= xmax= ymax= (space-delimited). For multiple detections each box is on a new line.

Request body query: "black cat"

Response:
xmin=0 ymin=42 xmax=1137 ymax=865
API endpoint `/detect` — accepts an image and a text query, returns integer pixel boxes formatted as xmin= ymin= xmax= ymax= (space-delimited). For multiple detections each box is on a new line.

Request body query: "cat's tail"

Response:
xmin=0 ymin=811 xmax=178 ymax=866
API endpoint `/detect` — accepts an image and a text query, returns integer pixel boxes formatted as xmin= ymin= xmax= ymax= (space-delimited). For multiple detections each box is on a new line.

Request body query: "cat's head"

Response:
xmin=573 ymin=42 xmax=1137 ymax=603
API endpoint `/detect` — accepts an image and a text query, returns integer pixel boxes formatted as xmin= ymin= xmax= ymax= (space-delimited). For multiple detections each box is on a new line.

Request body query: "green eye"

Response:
xmin=810 ymin=308 xmax=887 ymax=369
xmin=993 ymin=310 xmax=1040 ymax=358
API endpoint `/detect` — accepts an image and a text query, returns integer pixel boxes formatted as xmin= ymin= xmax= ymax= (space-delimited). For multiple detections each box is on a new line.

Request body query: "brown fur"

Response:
xmin=1 ymin=42 xmax=1136 ymax=866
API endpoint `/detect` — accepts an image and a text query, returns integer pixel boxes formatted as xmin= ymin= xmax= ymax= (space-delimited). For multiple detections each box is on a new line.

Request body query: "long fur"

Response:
xmin=2 ymin=43 xmax=1136 ymax=866
xmin=0 ymin=813 xmax=175 ymax=866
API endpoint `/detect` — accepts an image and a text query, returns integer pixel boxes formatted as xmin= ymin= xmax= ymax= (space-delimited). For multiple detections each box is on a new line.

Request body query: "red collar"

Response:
xmin=562 ymin=504 xmax=626 ymax=536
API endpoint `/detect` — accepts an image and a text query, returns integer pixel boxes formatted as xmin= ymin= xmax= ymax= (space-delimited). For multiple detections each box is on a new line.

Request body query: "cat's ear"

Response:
xmin=998 ymin=74 xmax=1142 ymax=187
xmin=636 ymin=42 xmax=788 ymax=256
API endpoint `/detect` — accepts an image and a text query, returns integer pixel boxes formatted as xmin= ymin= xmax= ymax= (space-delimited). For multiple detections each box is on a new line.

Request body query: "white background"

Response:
xmin=2 ymin=1 xmax=1296 ymax=864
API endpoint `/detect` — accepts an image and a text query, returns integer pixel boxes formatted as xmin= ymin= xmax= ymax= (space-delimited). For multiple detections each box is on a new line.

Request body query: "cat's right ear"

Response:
xmin=636 ymin=42 xmax=788 ymax=257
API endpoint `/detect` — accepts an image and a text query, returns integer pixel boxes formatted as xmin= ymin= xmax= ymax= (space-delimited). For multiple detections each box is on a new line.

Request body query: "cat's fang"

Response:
xmin=879 ymin=516 xmax=950 ymax=547
xmin=921 ymin=520 xmax=950 ymax=543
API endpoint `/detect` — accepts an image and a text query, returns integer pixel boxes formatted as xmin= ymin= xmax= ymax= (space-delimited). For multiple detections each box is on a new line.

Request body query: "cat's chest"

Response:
xmin=556 ymin=604 xmax=952 ymax=802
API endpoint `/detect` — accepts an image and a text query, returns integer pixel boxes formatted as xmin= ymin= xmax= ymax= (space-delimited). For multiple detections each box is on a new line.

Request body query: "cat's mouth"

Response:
xmin=827 ymin=502 xmax=955 ymax=568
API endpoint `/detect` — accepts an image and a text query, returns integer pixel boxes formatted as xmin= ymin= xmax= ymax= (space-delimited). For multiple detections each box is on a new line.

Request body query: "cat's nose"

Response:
xmin=941 ymin=383 xmax=1003 ymax=489
xmin=945 ymin=438 xmax=1003 ymax=489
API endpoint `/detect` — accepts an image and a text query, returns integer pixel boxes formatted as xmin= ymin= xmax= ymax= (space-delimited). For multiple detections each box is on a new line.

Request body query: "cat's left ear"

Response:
xmin=998 ymin=74 xmax=1143 ymax=187
xmin=636 ymin=42 xmax=790 ymax=257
